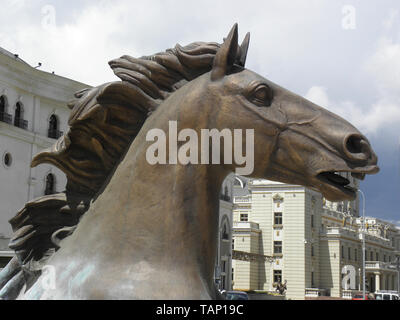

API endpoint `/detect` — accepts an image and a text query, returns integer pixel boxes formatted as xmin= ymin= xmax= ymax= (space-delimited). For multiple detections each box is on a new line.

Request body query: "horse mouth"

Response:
xmin=316 ymin=172 xmax=357 ymax=197
xmin=315 ymin=166 xmax=379 ymax=200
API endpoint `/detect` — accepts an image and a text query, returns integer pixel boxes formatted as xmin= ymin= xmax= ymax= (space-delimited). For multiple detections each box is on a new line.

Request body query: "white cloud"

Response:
xmin=305 ymin=85 xmax=400 ymax=136
xmin=305 ymin=9 xmax=400 ymax=138
xmin=0 ymin=0 xmax=330 ymax=86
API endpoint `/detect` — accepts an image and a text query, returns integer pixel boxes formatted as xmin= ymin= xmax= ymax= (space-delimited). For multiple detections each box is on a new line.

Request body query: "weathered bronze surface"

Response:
xmin=0 ymin=24 xmax=378 ymax=299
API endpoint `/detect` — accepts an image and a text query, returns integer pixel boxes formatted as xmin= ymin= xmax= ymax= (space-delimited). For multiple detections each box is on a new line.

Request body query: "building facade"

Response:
xmin=232 ymin=177 xmax=400 ymax=300
xmin=215 ymin=173 xmax=235 ymax=291
xmin=0 ymin=47 xmax=89 ymax=247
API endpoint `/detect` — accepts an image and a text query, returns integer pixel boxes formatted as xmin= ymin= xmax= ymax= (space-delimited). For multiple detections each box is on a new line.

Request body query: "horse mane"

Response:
xmin=0 ymin=41 xmax=223 ymax=299
xmin=31 ymin=41 xmax=221 ymax=195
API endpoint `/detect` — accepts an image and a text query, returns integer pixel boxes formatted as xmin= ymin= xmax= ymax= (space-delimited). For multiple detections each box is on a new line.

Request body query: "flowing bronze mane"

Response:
xmin=34 ymin=41 xmax=226 ymax=195
xmin=0 ymin=24 xmax=378 ymax=300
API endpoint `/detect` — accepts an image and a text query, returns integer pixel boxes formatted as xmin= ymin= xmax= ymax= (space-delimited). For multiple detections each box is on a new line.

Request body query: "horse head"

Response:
xmin=202 ymin=24 xmax=379 ymax=201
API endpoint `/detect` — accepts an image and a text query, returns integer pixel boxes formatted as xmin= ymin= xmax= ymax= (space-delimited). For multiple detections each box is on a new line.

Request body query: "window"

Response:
xmin=221 ymin=223 xmax=229 ymax=240
xmin=14 ymin=102 xmax=27 ymax=129
xmin=311 ymin=245 xmax=314 ymax=257
xmin=273 ymin=270 xmax=282 ymax=284
xmin=311 ymin=272 xmax=315 ymax=287
xmin=274 ymin=241 xmax=282 ymax=255
xmin=232 ymin=239 xmax=234 ymax=250
xmin=370 ymin=251 xmax=373 ymax=261
xmin=44 ymin=173 xmax=55 ymax=195
xmin=240 ymin=214 xmax=248 ymax=222
xmin=311 ymin=214 xmax=314 ymax=228
xmin=0 ymin=96 xmax=11 ymax=124
xmin=376 ymin=252 xmax=379 ymax=261
xmin=355 ymin=249 xmax=358 ymax=261
xmin=3 ymin=153 xmax=12 ymax=167
xmin=0 ymin=96 xmax=4 ymax=113
xmin=348 ymin=247 xmax=351 ymax=260
xmin=341 ymin=245 xmax=344 ymax=259
xmin=48 ymin=114 xmax=61 ymax=139
xmin=274 ymin=212 xmax=283 ymax=225
xmin=14 ymin=102 xmax=22 ymax=126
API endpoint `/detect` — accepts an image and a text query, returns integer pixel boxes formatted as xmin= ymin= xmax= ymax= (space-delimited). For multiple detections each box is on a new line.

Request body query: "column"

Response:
xmin=375 ymin=272 xmax=380 ymax=292
xmin=27 ymin=96 xmax=40 ymax=201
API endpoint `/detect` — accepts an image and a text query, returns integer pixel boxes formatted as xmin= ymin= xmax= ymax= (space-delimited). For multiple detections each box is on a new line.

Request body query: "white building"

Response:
xmin=232 ymin=177 xmax=400 ymax=300
xmin=0 ymin=47 xmax=89 ymax=248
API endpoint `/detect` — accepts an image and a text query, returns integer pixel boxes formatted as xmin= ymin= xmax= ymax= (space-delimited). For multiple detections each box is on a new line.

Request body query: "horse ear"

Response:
xmin=211 ymin=23 xmax=239 ymax=81
xmin=237 ymin=32 xmax=250 ymax=67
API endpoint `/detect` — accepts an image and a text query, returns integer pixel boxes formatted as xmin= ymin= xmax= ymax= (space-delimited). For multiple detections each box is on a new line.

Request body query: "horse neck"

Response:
xmin=80 ymin=87 xmax=228 ymax=280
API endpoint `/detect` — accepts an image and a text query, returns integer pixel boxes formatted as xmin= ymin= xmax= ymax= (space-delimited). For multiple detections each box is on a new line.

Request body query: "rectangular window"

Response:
xmin=240 ymin=214 xmax=248 ymax=222
xmin=274 ymin=212 xmax=283 ymax=225
xmin=370 ymin=251 xmax=373 ymax=261
xmin=341 ymin=245 xmax=344 ymax=259
xmin=232 ymin=239 xmax=235 ymax=250
xmin=355 ymin=249 xmax=358 ymax=261
xmin=274 ymin=241 xmax=282 ymax=255
xmin=273 ymin=270 xmax=282 ymax=284
xmin=376 ymin=252 xmax=379 ymax=261
xmin=311 ymin=215 xmax=314 ymax=228
xmin=311 ymin=245 xmax=314 ymax=257
xmin=348 ymin=247 xmax=351 ymax=260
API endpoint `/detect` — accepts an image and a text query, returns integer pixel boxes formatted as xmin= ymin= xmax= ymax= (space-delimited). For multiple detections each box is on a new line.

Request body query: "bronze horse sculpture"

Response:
xmin=0 ymin=24 xmax=378 ymax=299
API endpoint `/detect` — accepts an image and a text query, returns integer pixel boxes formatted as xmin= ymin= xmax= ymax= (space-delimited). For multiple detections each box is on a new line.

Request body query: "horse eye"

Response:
xmin=248 ymin=84 xmax=273 ymax=107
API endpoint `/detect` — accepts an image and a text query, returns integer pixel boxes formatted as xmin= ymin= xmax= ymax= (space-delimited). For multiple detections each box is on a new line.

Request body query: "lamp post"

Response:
xmin=358 ymin=189 xmax=366 ymax=300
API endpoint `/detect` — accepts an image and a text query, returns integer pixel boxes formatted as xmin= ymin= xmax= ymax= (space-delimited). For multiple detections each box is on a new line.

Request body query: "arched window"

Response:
xmin=44 ymin=173 xmax=55 ymax=195
xmin=0 ymin=96 xmax=11 ymax=124
xmin=0 ymin=96 xmax=5 ymax=113
xmin=48 ymin=114 xmax=59 ymax=138
xmin=14 ymin=102 xmax=27 ymax=129
xmin=222 ymin=222 xmax=229 ymax=240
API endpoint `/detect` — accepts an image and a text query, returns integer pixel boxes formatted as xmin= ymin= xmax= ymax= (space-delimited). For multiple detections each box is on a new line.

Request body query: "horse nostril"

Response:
xmin=346 ymin=135 xmax=363 ymax=153
xmin=344 ymin=134 xmax=371 ymax=162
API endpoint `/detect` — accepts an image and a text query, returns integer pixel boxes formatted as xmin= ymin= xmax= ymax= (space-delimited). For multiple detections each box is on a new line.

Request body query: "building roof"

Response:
xmin=0 ymin=47 xmax=30 ymax=66
xmin=0 ymin=46 xmax=90 ymax=89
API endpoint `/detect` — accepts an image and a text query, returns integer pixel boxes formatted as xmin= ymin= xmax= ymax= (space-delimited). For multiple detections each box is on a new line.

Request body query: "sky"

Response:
xmin=0 ymin=0 xmax=399 ymax=224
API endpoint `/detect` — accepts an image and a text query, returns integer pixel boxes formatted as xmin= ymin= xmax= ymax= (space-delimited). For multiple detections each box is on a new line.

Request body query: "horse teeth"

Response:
xmin=351 ymin=172 xmax=366 ymax=180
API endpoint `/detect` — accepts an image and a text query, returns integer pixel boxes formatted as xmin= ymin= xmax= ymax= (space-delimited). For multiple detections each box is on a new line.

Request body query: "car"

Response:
xmin=221 ymin=290 xmax=249 ymax=300
xmin=352 ymin=294 xmax=375 ymax=300
xmin=374 ymin=291 xmax=400 ymax=300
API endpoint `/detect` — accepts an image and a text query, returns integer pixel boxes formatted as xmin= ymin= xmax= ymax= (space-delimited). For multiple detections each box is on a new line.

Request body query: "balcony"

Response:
xmin=48 ymin=129 xmax=64 ymax=139
xmin=234 ymin=197 xmax=250 ymax=203
xmin=365 ymin=261 xmax=396 ymax=272
xmin=305 ymin=288 xmax=328 ymax=298
xmin=342 ymin=289 xmax=360 ymax=299
xmin=322 ymin=227 xmax=358 ymax=240
xmin=0 ymin=112 xmax=12 ymax=124
xmin=14 ymin=118 xmax=28 ymax=130
xmin=233 ymin=221 xmax=260 ymax=231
